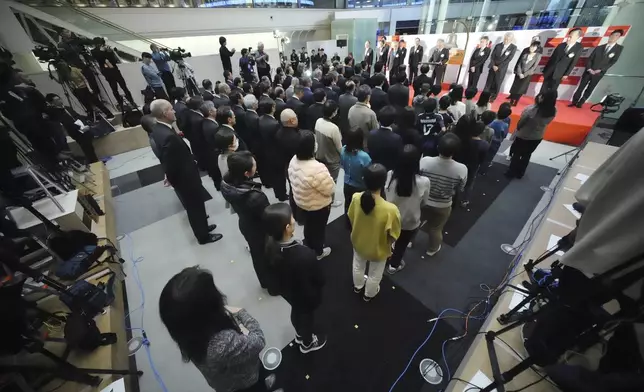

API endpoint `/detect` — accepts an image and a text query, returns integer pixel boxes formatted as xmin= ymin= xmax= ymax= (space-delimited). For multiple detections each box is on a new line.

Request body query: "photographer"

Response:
xmin=218 ymin=36 xmax=235 ymax=73
xmin=173 ymin=58 xmax=200 ymax=97
xmin=150 ymin=44 xmax=176 ymax=92
xmin=141 ymin=52 xmax=169 ymax=100
xmin=91 ymin=38 xmax=134 ymax=110
xmin=44 ymin=93 xmax=98 ymax=163
xmin=254 ymin=42 xmax=271 ymax=82
xmin=57 ymin=29 xmax=100 ymax=98
xmin=239 ymin=48 xmax=254 ymax=83
xmin=58 ymin=60 xmax=114 ymax=122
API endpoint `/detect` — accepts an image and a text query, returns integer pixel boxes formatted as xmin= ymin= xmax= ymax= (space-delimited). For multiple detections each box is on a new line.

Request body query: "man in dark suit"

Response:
xmin=184 ymin=96 xmax=210 ymax=172
xmin=258 ymin=98 xmax=286 ymax=200
xmin=323 ymin=74 xmax=339 ymax=103
xmin=338 ymin=80 xmax=358 ymax=136
xmin=408 ymin=38 xmax=424 ymax=85
xmin=307 ymin=89 xmax=326 ymax=131
xmin=202 ymin=79 xmax=216 ymax=101
xmin=429 ymin=39 xmax=450 ymax=87
xmin=368 ymin=62 xmax=390 ymax=93
xmin=370 ymin=73 xmax=390 ymax=114
xmin=283 ymin=68 xmax=293 ymax=90
xmin=413 ymin=64 xmax=432 ymax=96
xmin=213 ymin=83 xmax=231 ymax=108
xmin=485 ymin=32 xmax=518 ymax=102
xmin=468 ymin=35 xmax=491 ymax=89
xmin=387 ymin=41 xmax=406 ymax=83
xmin=286 ymin=86 xmax=307 ymax=127
xmin=275 ymin=108 xmax=301 ymax=198
xmin=219 ymin=36 xmax=235 ymax=73
xmin=200 ymin=100 xmax=222 ymax=190
xmin=299 ymin=76 xmax=314 ymax=106
xmin=242 ymin=94 xmax=261 ymax=155
xmin=363 ymin=40 xmax=374 ymax=74
xmin=149 ymin=99 xmax=222 ymax=244
xmin=376 ymin=38 xmax=390 ymax=72
xmin=541 ymin=28 xmax=583 ymax=94
xmin=228 ymin=92 xmax=249 ymax=151
xmin=273 ymin=86 xmax=287 ymax=120
xmin=367 ymin=105 xmax=403 ymax=170
xmin=387 ymin=74 xmax=410 ymax=110
xmin=570 ymin=29 xmax=624 ymax=107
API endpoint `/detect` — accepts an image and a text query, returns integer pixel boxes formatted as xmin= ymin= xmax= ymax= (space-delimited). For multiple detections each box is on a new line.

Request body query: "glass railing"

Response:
xmin=21 ymin=0 xmax=332 ymax=8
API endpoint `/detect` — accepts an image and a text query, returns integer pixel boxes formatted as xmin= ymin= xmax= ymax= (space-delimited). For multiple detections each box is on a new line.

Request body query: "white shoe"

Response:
xmin=387 ymin=260 xmax=406 ymax=275
xmin=426 ymin=244 xmax=442 ymax=257
xmin=331 ymin=200 xmax=343 ymax=208
xmin=316 ymin=247 xmax=332 ymax=260
xmin=506 ymin=155 xmax=511 ymax=161
xmin=407 ymin=242 xmax=413 ymax=249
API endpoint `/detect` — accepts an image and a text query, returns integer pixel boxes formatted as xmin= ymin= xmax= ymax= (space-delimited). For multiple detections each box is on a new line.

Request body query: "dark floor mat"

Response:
xmin=421 ymin=162 xmax=511 ymax=247
xmin=275 ymin=218 xmax=457 ymax=392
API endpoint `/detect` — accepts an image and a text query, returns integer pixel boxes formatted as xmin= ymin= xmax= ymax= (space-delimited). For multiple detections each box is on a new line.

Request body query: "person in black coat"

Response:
xmin=323 ymin=74 xmax=339 ymax=103
xmin=263 ymin=203 xmax=326 ymax=352
xmin=273 ymin=86 xmax=287 ymax=120
xmin=338 ymin=81 xmax=358 ymax=136
xmin=286 ymin=87 xmax=307 ymax=126
xmin=363 ymin=40 xmax=374 ymax=74
xmin=541 ymin=28 xmax=583 ymax=94
xmin=185 ymin=96 xmax=210 ymax=172
xmin=368 ymin=62 xmax=390 ymax=93
xmin=148 ymin=99 xmax=222 ymax=244
xmin=467 ymin=36 xmax=491 ymax=89
xmin=258 ymin=98 xmax=287 ymax=201
xmin=213 ymin=83 xmax=232 ymax=109
xmin=570 ymin=29 xmax=624 ymax=107
xmin=429 ymin=39 xmax=450 ymax=87
xmin=306 ymin=89 xmax=326 ymax=131
xmin=220 ymin=151 xmax=274 ymax=292
xmin=201 ymin=79 xmax=216 ymax=102
xmin=367 ymin=105 xmax=403 ymax=171
xmin=413 ymin=64 xmax=432 ymax=96
xmin=387 ymin=74 xmax=410 ymax=110
xmin=218 ymin=36 xmax=235 ymax=73
xmin=242 ymin=94 xmax=261 ymax=154
xmin=408 ymin=37 xmax=425 ymax=85
xmin=485 ymin=33 xmax=518 ymax=102
xmin=370 ymin=73 xmax=390 ymax=114
xmin=229 ymin=92 xmax=249 ymax=151
xmin=44 ymin=94 xmax=98 ymax=163
xmin=376 ymin=38 xmax=390 ymax=71
xmin=393 ymin=106 xmax=421 ymax=148
xmin=200 ymin=100 xmax=222 ymax=190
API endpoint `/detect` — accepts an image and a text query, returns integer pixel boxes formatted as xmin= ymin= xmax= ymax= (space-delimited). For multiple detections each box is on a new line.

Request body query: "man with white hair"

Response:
xmin=255 ymin=42 xmax=271 ymax=82
xmin=148 ymin=99 xmax=222 ymax=245
xmin=276 ymin=108 xmax=301 ymax=211
xmin=312 ymin=68 xmax=324 ymax=91
xmin=485 ymin=32 xmax=517 ymax=102
xmin=243 ymin=94 xmax=260 ymax=153
xmin=429 ymin=38 xmax=450 ymax=86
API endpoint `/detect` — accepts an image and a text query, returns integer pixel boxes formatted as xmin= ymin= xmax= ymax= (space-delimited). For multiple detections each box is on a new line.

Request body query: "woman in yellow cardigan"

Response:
xmin=348 ymin=163 xmax=401 ymax=302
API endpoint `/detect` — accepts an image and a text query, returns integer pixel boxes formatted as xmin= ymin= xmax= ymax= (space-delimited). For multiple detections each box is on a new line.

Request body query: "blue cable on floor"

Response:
xmin=120 ymin=234 xmax=170 ymax=392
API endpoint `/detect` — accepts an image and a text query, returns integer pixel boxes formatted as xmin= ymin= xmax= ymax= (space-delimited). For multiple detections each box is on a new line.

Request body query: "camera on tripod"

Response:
xmin=33 ymin=45 xmax=62 ymax=63
xmin=167 ymin=47 xmax=192 ymax=62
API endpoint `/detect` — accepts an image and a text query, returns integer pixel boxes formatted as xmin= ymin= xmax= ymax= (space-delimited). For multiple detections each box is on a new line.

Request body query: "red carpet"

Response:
xmin=407 ymin=86 xmax=600 ymax=146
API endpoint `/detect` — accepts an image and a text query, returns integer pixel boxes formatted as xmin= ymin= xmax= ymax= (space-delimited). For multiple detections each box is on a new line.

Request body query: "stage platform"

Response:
xmin=490 ymin=93 xmax=601 ymax=146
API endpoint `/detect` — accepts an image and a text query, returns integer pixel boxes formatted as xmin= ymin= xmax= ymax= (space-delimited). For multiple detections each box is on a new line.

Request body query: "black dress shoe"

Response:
xmin=575 ymin=102 xmax=583 ymax=108
xmin=208 ymin=224 xmax=217 ymax=232
xmin=198 ymin=233 xmax=223 ymax=245
xmin=568 ymin=102 xmax=577 ymax=107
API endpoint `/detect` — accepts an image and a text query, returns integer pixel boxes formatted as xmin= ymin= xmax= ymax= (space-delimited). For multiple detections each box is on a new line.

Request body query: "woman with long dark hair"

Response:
xmin=263 ymin=203 xmax=327 ymax=354
xmin=348 ymin=163 xmax=401 ymax=301
xmin=159 ymin=267 xmax=268 ymax=392
xmin=220 ymin=151 xmax=274 ymax=293
xmin=506 ymin=90 xmax=557 ymax=179
xmin=475 ymin=90 xmax=492 ymax=118
xmin=341 ymin=128 xmax=372 ymax=216
xmin=385 ymin=145 xmax=430 ymax=274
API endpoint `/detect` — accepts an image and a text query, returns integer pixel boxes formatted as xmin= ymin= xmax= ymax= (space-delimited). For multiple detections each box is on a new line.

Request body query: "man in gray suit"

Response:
xmin=348 ymin=85 xmax=379 ymax=148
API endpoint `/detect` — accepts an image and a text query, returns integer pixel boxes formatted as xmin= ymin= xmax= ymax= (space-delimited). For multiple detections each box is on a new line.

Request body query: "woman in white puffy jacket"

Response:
xmin=288 ymin=130 xmax=335 ymax=260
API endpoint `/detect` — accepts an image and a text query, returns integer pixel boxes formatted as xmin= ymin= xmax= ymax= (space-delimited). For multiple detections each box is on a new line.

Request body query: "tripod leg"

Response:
xmin=549 ymin=147 xmax=578 ymax=161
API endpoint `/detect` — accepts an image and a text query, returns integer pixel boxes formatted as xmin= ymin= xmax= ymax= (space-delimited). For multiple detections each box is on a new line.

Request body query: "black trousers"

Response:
xmin=430 ymin=65 xmax=446 ymax=86
xmin=160 ymin=70 xmax=176 ymax=92
xmin=102 ymin=68 xmax=134 ymax=107
xmin=508 ymin=137 xmax=542 ymax=178
xmin=258 ymin=67 xmax=271 ymax=82
xmin=388 ymin=228 xmax=418 ymax=268
xmin=343 ymin=183 xmax=362 ymax=216
xmin=73 ymin=87 xmax=112 ymax=122
xmin=540 ymin=76 xmax=561 ymax=94
xmin=409 ymin=64 xmax=419 ymax=85
xmin=572 ymin=72 xmax=603 ymax=105
xmin=302 ymin=204 xmax=331 ymax=256
xmin=272 ymin=162 xmax=288 ymax=201
xmin=80 ymin=66 xmax=100 ymax=97
xmin=153 ymin=87 xmax=169 ymax=100
xmin=175 ymin=182 xmax=210 ymax=241
xmin=485 ymin=70 xmax=505 ymax=98
xmin=468 ymin=70 xmax=482 ymax=89
xmin=68 ymin=128 xmax=98 ymax=163
xmin=241 ymin=224 xmax=273 ymax=289
xmin=290 ymin=305 xmax=315 ymax=345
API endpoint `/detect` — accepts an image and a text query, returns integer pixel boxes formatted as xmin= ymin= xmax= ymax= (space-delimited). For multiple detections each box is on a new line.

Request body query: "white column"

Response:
xmin=475 ymin=0 xmax=491 ymax=32
xmin=0 ymin=2 xmax=40 ymax=73
xmin=421 ymin=0 xmax=436 ymax=34
xmin=602 ymin=0 xmax=626 ymax=27
xmin=435 ymin=0 xmax=449 ymax=35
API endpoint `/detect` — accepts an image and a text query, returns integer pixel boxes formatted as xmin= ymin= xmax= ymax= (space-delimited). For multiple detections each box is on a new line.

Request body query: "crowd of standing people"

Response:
xmin=150 ymin=39 xmax=561 ymax=392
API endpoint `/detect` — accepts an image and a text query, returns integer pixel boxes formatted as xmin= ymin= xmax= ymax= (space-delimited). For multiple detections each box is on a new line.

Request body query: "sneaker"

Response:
xmin=363 ymin=285 xmax=381 ymax=302
xmin=316 ymin=247 xmax=331 ymax=260
xmin=387 ymin=260 xmax=406 ymax=275
xmin=294 ymin=334 xmax=303 ymax=345
xmin=353 ymin=285 xmax=363 ymax=294
xmin=299 ymin=334 xmax=327 ymax=354
xmin=407 ymin=242 xmax=413 ymax=249
xmin=331 ymin=200 xmax=343 ymax=208
xmin=426 ymin=244 xmax=442 ymax=257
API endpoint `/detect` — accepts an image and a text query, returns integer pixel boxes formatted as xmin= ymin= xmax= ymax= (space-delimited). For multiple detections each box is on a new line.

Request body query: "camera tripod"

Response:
xmin=176 ymin=64 xmax=200 ymax=97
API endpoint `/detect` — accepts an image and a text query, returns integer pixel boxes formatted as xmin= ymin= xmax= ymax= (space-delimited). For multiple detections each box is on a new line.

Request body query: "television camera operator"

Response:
xmin=141 ymin=52 xmax=169 ymax=100
xmin=168 ymin=48 xmax=199 ymax=97
xmin=91 ymin=37 xmax=135 ymax=110
xmin=57 ymin=60 xmax=114 ymax=122
xmin=149 ymin=43 xmax=176 ymax=92
xmin=239 ymin=48 xmax=255 ymax=83
xmin=57 ymin=29 xmax=101 ymax=100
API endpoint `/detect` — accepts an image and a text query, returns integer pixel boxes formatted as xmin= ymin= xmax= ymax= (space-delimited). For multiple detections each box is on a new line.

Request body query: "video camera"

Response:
xmin=33 ymin=45 xmax=61 ymax=63
xmin=167 ymin=47 xmax=192 ymax=62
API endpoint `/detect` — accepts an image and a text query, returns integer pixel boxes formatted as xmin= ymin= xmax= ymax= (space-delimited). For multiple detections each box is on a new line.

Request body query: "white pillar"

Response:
xmin=602 ymin=0 xmax=626 ymax=26
xmin=475 ymin=0 xmax=491 ymax=32
xmin=421 ymin=0 xmax=436 ymax=34
xmin=0 ymin=2 xmax=40 ymax=73
xmin=435 ymin=0 xmax=449 ymax=34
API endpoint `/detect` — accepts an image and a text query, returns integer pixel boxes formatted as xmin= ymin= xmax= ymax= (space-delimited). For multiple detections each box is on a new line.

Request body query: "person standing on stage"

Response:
xmin=485 ymin=32 xmax=517 ymax=103
xmin=363 ymin=40 xmax=374 ymax=74
xmin=467 ymin=36 xmax=491 ymax=89
xmin=428 ymin=39 xmax=450 ymax=87
xmin=570 ymin=29 xmax=624 ymax=108
xmin=540 ymin=28 xmax=583 ymax=94
xmin=376 ymin=38 xmax=390 ymax=73
xmin=408 ymin=37 xmax=425 ymax=86
xmin=218 ymin=36 xmax=236 ymax=73
xmin=149 ymin=99 xmax=222 ymax=244
xmin=150 ymin=44 xmax=176 ymax=92
xmin=509 ymin=41 xmax=542 ymax=106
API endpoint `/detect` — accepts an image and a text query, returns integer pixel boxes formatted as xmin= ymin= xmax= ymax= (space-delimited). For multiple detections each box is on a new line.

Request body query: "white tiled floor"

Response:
xmin=105 ymin=146 xmax=159 ymax=179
